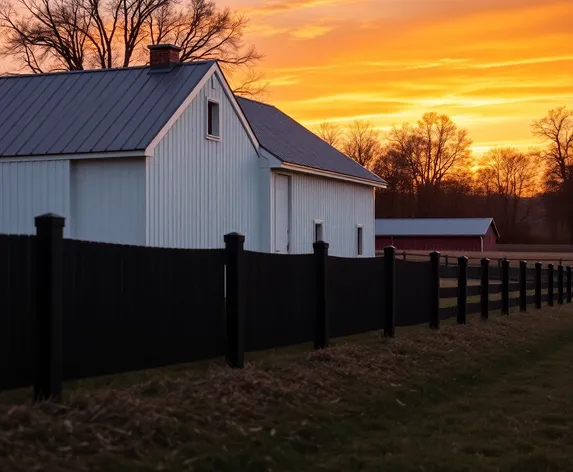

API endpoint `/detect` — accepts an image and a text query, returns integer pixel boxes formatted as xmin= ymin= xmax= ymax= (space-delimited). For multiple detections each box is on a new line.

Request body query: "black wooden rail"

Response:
xmin=1 ymin=215 xmax=571 ymax=404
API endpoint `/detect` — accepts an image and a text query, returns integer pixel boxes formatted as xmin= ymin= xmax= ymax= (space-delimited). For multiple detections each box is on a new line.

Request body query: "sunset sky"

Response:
xmin=232 ymin=0 xmax=573 ymax=155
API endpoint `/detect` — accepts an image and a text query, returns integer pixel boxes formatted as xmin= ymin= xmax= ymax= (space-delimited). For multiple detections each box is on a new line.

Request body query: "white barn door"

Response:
xmin=274 ymin=174 xmax=290 ymax=253
xmin=70 ymin=159 xmax=146 ymax=245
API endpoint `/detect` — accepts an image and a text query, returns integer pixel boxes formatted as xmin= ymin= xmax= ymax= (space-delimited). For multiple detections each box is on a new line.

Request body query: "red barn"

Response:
xmin=375 ymin=218 xmax=499 ymax=253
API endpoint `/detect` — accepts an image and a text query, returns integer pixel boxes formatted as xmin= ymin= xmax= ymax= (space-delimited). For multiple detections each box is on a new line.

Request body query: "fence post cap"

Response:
xmin=458 ymin=256 xmax=469 ymax=263
xmin=224 ymin=232 xmax=245 ymax=243
xmin=520 ymin=260 xmax=527 ymax=266
xmin=535 ymin=261 xmax=542 ymax=267
xmin=481 ymin=257 xmax=490 ymax=264
xmin=313 ymin=240 xmax=330 ymax=251
xmin=34 ymin=213 xmax=65 ymax=228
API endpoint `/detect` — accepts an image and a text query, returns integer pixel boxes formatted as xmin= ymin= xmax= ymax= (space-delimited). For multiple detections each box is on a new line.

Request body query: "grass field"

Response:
xmin=1 ymin=306 xmax=573 ymax=471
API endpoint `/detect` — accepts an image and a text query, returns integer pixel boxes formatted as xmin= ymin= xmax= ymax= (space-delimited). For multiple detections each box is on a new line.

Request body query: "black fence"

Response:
xmin=1 ymin=214 xmax=571 ymax=402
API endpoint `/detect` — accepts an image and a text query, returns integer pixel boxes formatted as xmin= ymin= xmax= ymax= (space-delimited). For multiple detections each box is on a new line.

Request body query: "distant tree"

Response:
xmin=314 ymin=122 xmax=344 ymax=149
xmin=475 ymin=147 xmax=537 ymax=239
xmin=343 ymin=120 xmax=382 ymax=169
xmin=385 ymin=112 xmax=472 ymax=216
xmin=0 ymin=0 xmax=263 ymax=95
xmin=532 ymin=107 xmax=573 ymax=241
xmin=532 ymin=106 xmax=573 ymax=189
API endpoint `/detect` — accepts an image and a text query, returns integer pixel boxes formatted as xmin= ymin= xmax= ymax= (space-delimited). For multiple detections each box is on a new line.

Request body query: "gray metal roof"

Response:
xmin=375 ymin=218 xmax=499 ymax=237
xmin=237 ymin=97 xmax=385 ymax=184
xmin=0 ymin=62 xmax=213 ymax=157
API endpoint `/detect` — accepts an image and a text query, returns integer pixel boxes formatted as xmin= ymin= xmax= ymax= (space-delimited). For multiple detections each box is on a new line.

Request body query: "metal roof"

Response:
xmin=375 ymin=218 xmax=500 ymax=237
xmin=237 ymin=97 xmax=385 ymax=185
xmin=0 ymin=62 xmax=213 ymax=158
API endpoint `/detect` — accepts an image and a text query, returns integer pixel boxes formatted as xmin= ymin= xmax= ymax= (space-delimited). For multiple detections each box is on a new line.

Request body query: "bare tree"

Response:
xmin=0 ymin=0 xmax=263 ymax=94
xmin=476 ymin=147 xmax=537 ymax=236
xmin=343 ymin=120 xmax=382 ymax=169
xmin=532 ymin=106 xmax=573 ymax=241
xmin=532 ymin=106 xmax=573 ymax=189
xmin=314 ymin=122 xmax=344 ymax=149
xmin=385 ymin=112 xmax=472 ymax=215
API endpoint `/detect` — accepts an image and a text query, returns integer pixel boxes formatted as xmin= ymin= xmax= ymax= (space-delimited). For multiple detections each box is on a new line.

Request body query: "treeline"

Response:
xmin=315 ymin=107 xmax=573 ymax=244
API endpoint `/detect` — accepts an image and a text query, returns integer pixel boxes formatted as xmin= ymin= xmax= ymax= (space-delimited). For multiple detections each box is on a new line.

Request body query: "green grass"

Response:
xmin=2 ymin=306 xmax=573 ymax=471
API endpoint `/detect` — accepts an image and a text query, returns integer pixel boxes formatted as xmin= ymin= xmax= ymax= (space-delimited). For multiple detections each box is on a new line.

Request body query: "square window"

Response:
xmin=357 ymin=226 xmax=364 ymax=256
xmin=207 ymin=100 xmax=220 ymax=138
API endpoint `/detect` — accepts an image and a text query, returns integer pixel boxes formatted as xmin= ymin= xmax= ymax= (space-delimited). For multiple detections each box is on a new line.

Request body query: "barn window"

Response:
xmin=314 ymin=220 xmax=324 ymax=243
xmin=357 ymin=225 xmax=364 ymax=256
xmin=207 ymin=99 xmax=220 ymax=139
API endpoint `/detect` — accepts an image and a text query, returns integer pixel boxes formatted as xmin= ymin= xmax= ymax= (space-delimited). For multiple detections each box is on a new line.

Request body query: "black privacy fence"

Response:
xmin=1 ymin=215 xmax=571 ymax=402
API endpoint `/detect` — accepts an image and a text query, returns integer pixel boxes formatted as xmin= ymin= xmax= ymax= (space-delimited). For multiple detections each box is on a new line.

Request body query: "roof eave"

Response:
xmin=0 ymin=149 xmax=148 ymax=163
xmin=272 ymin=157 xmax=387 ymax=189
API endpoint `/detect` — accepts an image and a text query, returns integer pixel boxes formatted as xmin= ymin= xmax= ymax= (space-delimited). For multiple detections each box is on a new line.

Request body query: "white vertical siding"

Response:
xmin=283 ymin=171 xmax=375 ymax=257
xmin=147 ymin=74 xmax=261 ymax=250
xmin=70 ymin=158 xmax=146 ymax=244
xmin=0 ymin=160 xmax=70 ymax=236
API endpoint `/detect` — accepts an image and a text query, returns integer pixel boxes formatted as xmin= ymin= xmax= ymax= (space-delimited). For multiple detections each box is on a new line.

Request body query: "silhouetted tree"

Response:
xmin=343 ymin=120 xmax=382 ymax=169
xmin=0 ymin=0 xmax=263 ymax=95
xmin=385 ymin=112 xmax=472 ymax=216
xmin=475 ymin=147 xmax=537 ymax=240
xmin=532 ymin=107 xmax=573 ymax=242
xmin=314 ymin=122 xmax=344 ymax=149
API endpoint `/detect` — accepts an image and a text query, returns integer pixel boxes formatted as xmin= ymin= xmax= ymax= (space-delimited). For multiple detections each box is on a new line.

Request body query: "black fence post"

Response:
xmin=457 ymin=256 xmax=468 ymax=324
xmin=383 ymin=246 xmax=395 ymax=338
xmin=33 ymin=213 xmax=65 ymax=403
xmin=224 ymin=232 xmax=245 ymax=369
xmin=501 ymin=258 xmax=510 ymax=315
xmin=519 ymin=261 xmax=527 ymax=313
xmin=430 ymin=251 xmax=440 ymax=330
xmin=558 ymin=264 xmax=564 ymax=305
xmin=567 ymin=266 xmax=572 ymax=304
xmin=481 ymin=258 xmax=490 ymax=320
xmin=535 ymin=262 xmax=542 ymax=309
xmin=548 ymin=264 xmax=554 ymax=307
xmin=314 ymin=241 xmax=329 ymax=349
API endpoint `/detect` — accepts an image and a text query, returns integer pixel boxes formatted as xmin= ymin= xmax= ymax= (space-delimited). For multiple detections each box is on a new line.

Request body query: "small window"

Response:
xmin=314 ymin=220 xmax=324 ymax=243
xmin=357 ymin=225 xmax=364 ymax=256
xmin=207 ymin=100 xmax=220 ymax=139
xmin=211 ymin=76 xmax=216 ymax=89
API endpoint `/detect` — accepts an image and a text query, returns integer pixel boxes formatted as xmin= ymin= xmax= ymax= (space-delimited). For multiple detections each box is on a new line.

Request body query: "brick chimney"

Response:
xmin=148 ymin=44 xmax=181 ymax=69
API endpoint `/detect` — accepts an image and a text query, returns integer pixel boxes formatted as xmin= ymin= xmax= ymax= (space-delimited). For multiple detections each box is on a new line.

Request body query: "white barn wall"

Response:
xmin=147 ymin=74 xmax=261 ymax=250
xmin=0 ymin=160 xmax=70 ymax=236
xmin=282 ymin=171 xmax=375 ymax=257
xmin=70 ymin=159 xmax=146 ymax=244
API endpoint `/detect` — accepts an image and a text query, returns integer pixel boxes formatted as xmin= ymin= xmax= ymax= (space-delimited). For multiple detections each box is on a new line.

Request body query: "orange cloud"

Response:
xmin=237 ymin=0 xmax=573 ymax=155
xmin=247 ymin=0 xmax=341 ymax=17
xmin=290 ymin=24 xmax=334 ymax=39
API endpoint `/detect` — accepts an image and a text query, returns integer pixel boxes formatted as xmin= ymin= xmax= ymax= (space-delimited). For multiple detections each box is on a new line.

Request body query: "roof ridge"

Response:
xmin=236 ymin=95 xmax=276 ymax=109
xmin=0 ymin=60 xmax=215 ymax=80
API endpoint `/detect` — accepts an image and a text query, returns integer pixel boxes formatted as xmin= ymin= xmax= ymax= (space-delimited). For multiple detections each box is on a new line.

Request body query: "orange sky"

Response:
xmin=232 ymin=0 xmax=573 ymax=155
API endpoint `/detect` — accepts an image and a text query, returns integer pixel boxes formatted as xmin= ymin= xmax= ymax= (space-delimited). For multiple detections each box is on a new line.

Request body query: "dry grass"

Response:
xmin=2 ymin=306 xmax=573 ymax=471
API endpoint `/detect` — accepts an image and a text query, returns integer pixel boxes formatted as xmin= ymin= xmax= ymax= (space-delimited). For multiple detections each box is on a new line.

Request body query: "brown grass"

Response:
xmin=2 ymin=306 xmax=573 ymax=471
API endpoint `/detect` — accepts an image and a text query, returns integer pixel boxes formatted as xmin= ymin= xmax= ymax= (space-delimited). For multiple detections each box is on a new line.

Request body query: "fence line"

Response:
xmin=376 ymin=250 xmax=573 ymax=267
xmin=1 ymin=214 xmax=571 ymax=403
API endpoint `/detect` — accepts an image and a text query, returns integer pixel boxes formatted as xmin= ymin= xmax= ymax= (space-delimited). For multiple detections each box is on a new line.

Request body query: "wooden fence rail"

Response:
xmin=0 ymin=215 xmax=571 ymax=403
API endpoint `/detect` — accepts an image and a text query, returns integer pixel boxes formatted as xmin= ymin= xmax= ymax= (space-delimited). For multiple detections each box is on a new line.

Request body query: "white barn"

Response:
xmin=0 ymin=44 xmax=386 ymax=257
